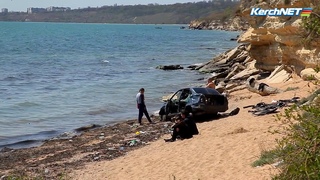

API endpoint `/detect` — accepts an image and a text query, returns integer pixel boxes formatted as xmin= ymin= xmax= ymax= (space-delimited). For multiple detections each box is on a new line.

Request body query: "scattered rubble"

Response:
xmin=244 ymin=97 xmax=300 ymax=116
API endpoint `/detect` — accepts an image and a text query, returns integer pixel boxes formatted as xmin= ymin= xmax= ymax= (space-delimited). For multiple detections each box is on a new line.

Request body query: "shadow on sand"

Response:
xmin=194 ymin=107 xmax=240 ymax=123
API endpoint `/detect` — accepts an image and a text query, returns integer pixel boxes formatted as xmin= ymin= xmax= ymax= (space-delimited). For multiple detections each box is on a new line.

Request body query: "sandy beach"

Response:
xmin=0 ymin=77 xmax=316 ymax=179
xmin=70 ymin=78 xmax=316 ymax=180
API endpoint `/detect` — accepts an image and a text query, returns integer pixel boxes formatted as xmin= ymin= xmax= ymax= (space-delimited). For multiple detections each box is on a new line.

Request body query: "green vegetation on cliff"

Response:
xmin=0 ymin=1 xmax=240 ymax=24
xmin=302 ymin=4 xmax=320 ymax=44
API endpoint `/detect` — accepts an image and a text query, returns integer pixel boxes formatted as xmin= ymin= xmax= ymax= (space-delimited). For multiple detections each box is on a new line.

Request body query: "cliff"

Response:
xmin=238 ymin=0 xmax=320 ymax=73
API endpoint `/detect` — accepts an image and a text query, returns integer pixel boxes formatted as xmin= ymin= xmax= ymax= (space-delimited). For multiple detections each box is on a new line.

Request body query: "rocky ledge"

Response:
xmin=191 ymin=43 xmax=313 ymax=96
xmin=189 ymin=16 xmax=249 ymax=31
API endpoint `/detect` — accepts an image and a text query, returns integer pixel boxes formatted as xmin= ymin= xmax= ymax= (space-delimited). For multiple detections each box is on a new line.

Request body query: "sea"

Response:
xmin=0 ymin=22 xmax=239 ymax=149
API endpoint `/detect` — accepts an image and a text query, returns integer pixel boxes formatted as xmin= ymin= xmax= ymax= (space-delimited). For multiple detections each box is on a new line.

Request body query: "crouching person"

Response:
xmin=164 ymin=110 xmax=197 ymax=142
xmin=184 ymin=110 xmax=199 ymax=136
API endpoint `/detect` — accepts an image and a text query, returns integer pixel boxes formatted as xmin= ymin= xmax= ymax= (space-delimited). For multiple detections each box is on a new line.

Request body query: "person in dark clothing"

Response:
xmin=164 ymin=110 xmax=195 ymax=142
xmin=184 ymin=114 xmax=199 ymax=135
xmin=136 ymin=88 xmax=154 ymax=125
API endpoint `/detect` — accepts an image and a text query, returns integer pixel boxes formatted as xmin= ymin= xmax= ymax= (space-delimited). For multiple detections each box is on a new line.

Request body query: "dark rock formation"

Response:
xmin=156 ymin=65 xmax=184 ymax=70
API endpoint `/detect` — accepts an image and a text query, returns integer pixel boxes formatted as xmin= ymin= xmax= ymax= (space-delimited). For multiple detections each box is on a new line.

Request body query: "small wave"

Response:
xmin=42 ymin=86 xmax=60 ymax=91
xmin=0 ymin=130 xmax=58 ymax=149
xmin=101 ymin=60 xmax=109 ymax=63
xmin=193 ymin=63 xmax=204 ymax=66
xmin=74 ymin=124 xmax=102 ymax=132
xmin=53 ymin=131 xmax=78 ymax=139
xmin=203 ymin=47 xmax=216 ymax=50
xmin=0 ymin=139 xmax=42 ymax=150
xmin=2 ymin=76 xmax=22 ymax=81
xmin=16 ymin=101 xmax=41 ymax=107
xmin=87 ymin=108 xmax=108 ymax=115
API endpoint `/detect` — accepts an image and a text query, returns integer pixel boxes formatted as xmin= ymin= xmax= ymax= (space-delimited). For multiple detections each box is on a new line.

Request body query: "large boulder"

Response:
xmin=266 ymin=65 xmax=293 ymax=83
xmin=300 ymin=68 xmax=317 ymax=80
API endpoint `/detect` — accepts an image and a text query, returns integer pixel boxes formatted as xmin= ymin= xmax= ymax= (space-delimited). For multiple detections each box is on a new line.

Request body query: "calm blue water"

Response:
xmin=0 ymin=22 xmax=239 ymax=149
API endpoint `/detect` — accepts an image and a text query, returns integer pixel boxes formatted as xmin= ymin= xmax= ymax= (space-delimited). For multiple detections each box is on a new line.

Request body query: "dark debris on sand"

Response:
xmin=0 ymin=117 xmax=173 ymax=179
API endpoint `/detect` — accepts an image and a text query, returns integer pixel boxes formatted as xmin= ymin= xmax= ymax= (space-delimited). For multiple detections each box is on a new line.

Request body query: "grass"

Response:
xmin=251 ymin=149 xmax=279 ymax=167
xmin=305 ymin=75 xmax=316 ymax=81
xmin=284 ymin=86 xmax=299 ymax=92
xmin=297 ymin=89 xmax=320 ymax=105
xmin=1 ymin=172 xmax=70 ymax=180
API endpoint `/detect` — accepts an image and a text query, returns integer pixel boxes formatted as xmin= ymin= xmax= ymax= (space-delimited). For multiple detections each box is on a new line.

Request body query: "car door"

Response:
xmin=178 ymin=89 xmax=191 ymax=111
xmin=165 ymin=89 xmax=183 ymax=115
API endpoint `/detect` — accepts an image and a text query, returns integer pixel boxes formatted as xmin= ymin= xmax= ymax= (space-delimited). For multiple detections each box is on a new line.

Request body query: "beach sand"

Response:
xmin=70 ymin=79 xmax=316 ymax=180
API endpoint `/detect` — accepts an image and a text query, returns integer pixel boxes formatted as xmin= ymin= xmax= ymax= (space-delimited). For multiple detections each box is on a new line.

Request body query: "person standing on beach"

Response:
xmin=136 ymin=88 xmax=154 ymax=125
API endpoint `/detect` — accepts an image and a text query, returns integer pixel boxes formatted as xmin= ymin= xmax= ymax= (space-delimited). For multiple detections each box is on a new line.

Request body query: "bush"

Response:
xmin=272 ymin=97 xmax=320 ymax=179
xmin=301 ymin=5 xmax=320 ymax=47
xmin=252 ymin=149 xmax=279 ymax=167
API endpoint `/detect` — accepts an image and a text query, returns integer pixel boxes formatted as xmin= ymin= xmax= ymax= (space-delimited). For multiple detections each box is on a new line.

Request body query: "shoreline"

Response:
xmin=0 ymin=114 xmax=159 ymax=150
xmin=0 ymin=116 xmax=173 ymax=178
xmin=0 ymin=64 xmax=207 ymax=151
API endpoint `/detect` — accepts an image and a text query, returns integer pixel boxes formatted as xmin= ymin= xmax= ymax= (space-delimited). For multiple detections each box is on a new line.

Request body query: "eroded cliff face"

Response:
xmin=238 ymin=0 xmax=320 ymax=73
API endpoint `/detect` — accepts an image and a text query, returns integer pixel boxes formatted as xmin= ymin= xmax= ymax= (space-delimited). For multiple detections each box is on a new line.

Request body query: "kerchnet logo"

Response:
xmin=250 ymin=8 xmax=313 ymax=17
xmin=300 ymin=8 xmax=312 ymax=17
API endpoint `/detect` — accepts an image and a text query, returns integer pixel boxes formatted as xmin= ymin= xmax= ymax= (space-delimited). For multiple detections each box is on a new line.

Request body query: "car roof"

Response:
xmin=191 ymin=87 xmax=221 ymax=95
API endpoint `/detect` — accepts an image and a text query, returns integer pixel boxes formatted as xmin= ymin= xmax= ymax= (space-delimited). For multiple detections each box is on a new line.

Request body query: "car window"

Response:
xmin=170 ymin=90 xmax=182 ymax=101
xmin=180 ymin=89 xmax=190 ymax=100
xmin=193 ymin=88 xmax=220 ymax=95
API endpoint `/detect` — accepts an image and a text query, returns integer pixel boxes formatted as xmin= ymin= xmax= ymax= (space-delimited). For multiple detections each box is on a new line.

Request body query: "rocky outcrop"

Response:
xmin=194 ymin=44 xmax=264 ymax=93
xmin=193 ymin=42 xmax=301 ymax=95
xmin=238 ymin=0 xmax=320 ymax=73
xmin=189 ymin=16 xmax=249 ymax=31
xmin=156 ymin=65 xmax=183 ymax=70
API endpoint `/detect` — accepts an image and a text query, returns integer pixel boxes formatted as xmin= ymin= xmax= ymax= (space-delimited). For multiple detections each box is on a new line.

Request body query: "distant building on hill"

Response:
xmin=27 ymin=7 xmax=46 ymax=14
xmin=47 ymin=6 xmax=71 ymax=12
xmin=1 ymin=8 xmax=8 ymax=13
xmin=27 ymin=6 xmax=71 ymax=14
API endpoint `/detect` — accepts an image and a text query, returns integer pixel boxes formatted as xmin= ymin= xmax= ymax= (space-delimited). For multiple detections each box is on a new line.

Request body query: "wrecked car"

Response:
xmin=159 ymin=87 xmax=228 ymax=120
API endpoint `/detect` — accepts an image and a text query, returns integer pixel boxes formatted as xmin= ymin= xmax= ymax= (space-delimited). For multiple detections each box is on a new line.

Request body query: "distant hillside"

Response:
xmin=188 ymin=1 xmax=247 ymax=31
xmin=0 ymin=1 xmax=240 ymax=24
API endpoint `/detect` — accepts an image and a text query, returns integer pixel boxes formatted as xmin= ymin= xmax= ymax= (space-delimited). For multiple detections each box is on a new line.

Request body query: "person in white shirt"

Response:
xmin=136 ymin=88 xmax=154 ymax=125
